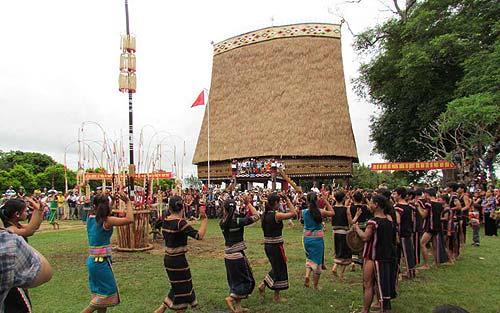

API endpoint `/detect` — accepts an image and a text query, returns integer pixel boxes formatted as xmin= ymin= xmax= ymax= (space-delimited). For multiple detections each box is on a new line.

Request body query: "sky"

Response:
xmin=0 ymin=0 xmax=394 ymax=177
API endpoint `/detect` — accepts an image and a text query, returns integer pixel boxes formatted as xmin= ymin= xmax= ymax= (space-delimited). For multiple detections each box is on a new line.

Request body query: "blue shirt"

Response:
xmin=0 ymin=229 xmax=41 ymax=312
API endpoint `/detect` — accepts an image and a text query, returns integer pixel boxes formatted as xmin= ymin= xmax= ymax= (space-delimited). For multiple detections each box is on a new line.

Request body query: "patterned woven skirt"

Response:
xmin=263 ymin=243 xmax=289 ymax=290
xmin=87 ymin=256 xmax=120 ymax=308
xmin=224 ymin=251 xmax=255 ymax=299
xmin=333 ymin=231 xmax=352 ymax=265
xmin=303 ymin=231 xmax=325 ymax=274
xmin=163 ymin=254 xmax=197 ymax=311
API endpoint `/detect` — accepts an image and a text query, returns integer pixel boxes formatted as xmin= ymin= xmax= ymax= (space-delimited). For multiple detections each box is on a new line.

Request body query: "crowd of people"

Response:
xmin=0 ymin=182 xmax=498 ymax=313
xmin=0 ymin=187 xmax=93 ymax=228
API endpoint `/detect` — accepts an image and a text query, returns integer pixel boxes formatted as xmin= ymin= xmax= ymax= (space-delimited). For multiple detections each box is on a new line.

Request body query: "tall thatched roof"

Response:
xmin=193 ymin=23 xmax=358 ymax=165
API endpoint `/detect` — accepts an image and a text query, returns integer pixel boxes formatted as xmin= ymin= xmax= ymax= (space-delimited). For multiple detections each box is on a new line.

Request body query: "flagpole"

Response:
xmin=205 ymin=88 xmax=210 ymax=190
xmin=182 ymin=140 xmax=185 ymax=181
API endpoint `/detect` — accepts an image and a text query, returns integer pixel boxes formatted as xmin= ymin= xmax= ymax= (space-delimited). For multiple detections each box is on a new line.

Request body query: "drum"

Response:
xmin=346 ymin=229 xmax=364 ymax=253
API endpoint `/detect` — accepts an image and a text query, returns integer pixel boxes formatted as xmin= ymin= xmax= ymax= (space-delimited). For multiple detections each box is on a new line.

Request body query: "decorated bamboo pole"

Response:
xmin=115 ymin=0 xmax=152 ymax=252
xmin=278 ymin=168 xmax=303 ymax=194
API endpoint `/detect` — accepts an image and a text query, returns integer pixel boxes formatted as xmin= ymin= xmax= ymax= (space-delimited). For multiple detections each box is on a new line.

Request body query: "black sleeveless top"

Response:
xmin=332 ymin=206 xmax=349 ymax=228
xmin=364 ymin=217 xmax=396 ymax=261
xmin=394 ymin=203 xmax=413 ymax=238
xmin=221 ymin=214 xmax=259 ymax=251
xmin=411 ymin=204 xmax=423 ymax=233
xmin=425 ymin=201 xmax=443 ymax=233
xmin=161 ymin=218 xmax=199 ymax=256
xmin=350 ymin=204 xmax=373 ymax=225
xmin=262 ymin=211 xmax=284 ymax=243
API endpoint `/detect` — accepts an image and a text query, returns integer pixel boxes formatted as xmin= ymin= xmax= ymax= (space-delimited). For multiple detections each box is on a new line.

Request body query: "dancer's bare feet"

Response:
xmin=225 ymin=296 xmax=236 ymax=313
xmin=258 ymin=282 xmax=265 ymax=302
xmin=304 ymin=276 xmax=310 ymax=288
xmin=153 ymin=303 xmax=167 ymax=313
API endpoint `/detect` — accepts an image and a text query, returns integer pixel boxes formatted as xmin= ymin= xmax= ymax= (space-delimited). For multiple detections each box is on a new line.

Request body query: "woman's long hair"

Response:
xmin=371 ymin=194 xmax=391 ymax=214
xmin=262 ymin=193 xmax=280 ymax=227
xmin=307 ymin=192 xmax=322 ymax=224
xmin=220 ymin=199 xmax=237 ymax=229
xmin=93 ymin=194 xmax=111 ymax=225
xmin=169 ymin=196 xmax=183 ymax=213
xmin=0 ymin=199 xmax=27 ymax=226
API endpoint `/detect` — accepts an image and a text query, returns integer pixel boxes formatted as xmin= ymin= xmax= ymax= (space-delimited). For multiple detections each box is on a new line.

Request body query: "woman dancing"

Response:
xmin=302 ymin=192 xmax=334 ymax=290
xmin=81 ymin=192 xmax=134 ymax=313
xmin=258 ymin=193 xmax=297 ymax=302
xmin=154 ymin=195 xmax=208 ymax=313
xmin=0 ymin=197 xmax=44 ymax=313
xmin=353 ymin=195 xmax=397 ymax=313
xmin=331 ymin=191 xmax=356 ymax=280
xmin=220 ymin=195 xmax=260 ymax=313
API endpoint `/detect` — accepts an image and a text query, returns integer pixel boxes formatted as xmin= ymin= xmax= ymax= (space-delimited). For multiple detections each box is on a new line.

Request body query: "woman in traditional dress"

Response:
xmin=47 ymin=193 xmax=60 ymax=230
xmin=154 ymin=195 xmax=208 ymax=313
xmin=302 ymin=192 xmax=334 ymax=290
xmin=81 ymin=192 xmax=133 ymax=313
xmin=353 ymin=195 xmax=397 ymax=313
xmin=482 ymin=190 xmax=498 ymax=236
xmin=257 ymin=192 xmax=297 ymax=302
xmin=0 ymin=197 xmax=44 ymax=313
xmin=331 ymin=191 xmax=356 ymax=280
xmin=220 ymin=195 xmax=260 ymax=313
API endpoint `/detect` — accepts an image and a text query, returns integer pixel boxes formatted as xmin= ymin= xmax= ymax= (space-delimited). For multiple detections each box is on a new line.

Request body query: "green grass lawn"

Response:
xmin=29 ymin=220 xmax=500 ymax=313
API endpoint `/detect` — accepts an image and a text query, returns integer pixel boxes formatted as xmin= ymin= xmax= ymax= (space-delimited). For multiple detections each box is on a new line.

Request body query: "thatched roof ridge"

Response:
xmin=213 ymin=23 xmax=341 ymax=55
xmin=193 ymin=23 xmax=358 ymax=165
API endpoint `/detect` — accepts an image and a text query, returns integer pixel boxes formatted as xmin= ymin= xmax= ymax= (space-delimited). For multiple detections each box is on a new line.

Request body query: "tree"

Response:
xmin=351 ymin=164 xmax=408 ymax=189
xmin=352 ymin=0 xmax=499 ymax=179
xmin=8 ymin=164 xmax=36 ymax=192
xmin=0 ymin=151 xmax=56 ymax=174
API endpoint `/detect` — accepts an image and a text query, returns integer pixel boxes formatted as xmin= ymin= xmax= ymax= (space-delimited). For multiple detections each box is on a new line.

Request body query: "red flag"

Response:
xmin=191 ymin=90 xmax=205 ymax=108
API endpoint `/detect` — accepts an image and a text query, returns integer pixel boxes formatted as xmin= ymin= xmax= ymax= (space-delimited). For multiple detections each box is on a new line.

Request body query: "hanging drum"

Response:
xmin=128 ymin=54 xmax=136 ymax=72
xmin=121 ymin=34 xmax=136 ymax=53
xmin=128 ymin=73 xmax=137 ymax=93
xmin=120 ymin=53 xmax=129 ymax=72
xmin=119 ymin=72 xmax=129 ymax=92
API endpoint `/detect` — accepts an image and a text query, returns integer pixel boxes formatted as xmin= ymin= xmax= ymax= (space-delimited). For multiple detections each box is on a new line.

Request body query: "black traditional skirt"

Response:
xmin=264 ymin=243 xmax=289 ymax=290
xmin=373 ymin=260 xmax=397 ymax=308
xmin=224 ymin=251 xmax=255 ymax=299
xmin=163 ymin=254 xmax=197 ymax=311
xmin=432 ymin=232 xmax=449 ymax=264
xmin=400 ymin=237 xmax=416 ymax=278
xmin=484 ymin=213 xmax=498 ymax=236
xmin=333 ymin=230 xmax=352 ymax=265
xmin=4 ymin=287 xmax=31 ymax=313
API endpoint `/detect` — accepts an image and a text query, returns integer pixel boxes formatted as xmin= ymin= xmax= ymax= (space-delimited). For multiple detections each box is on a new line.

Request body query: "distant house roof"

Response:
xmin=193 ymin=23 xmax=358 ymax=164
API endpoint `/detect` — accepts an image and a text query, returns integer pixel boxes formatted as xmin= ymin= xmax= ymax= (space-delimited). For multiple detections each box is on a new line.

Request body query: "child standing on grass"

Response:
xmin=469 ymin=204 xmax=481 ymax=247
